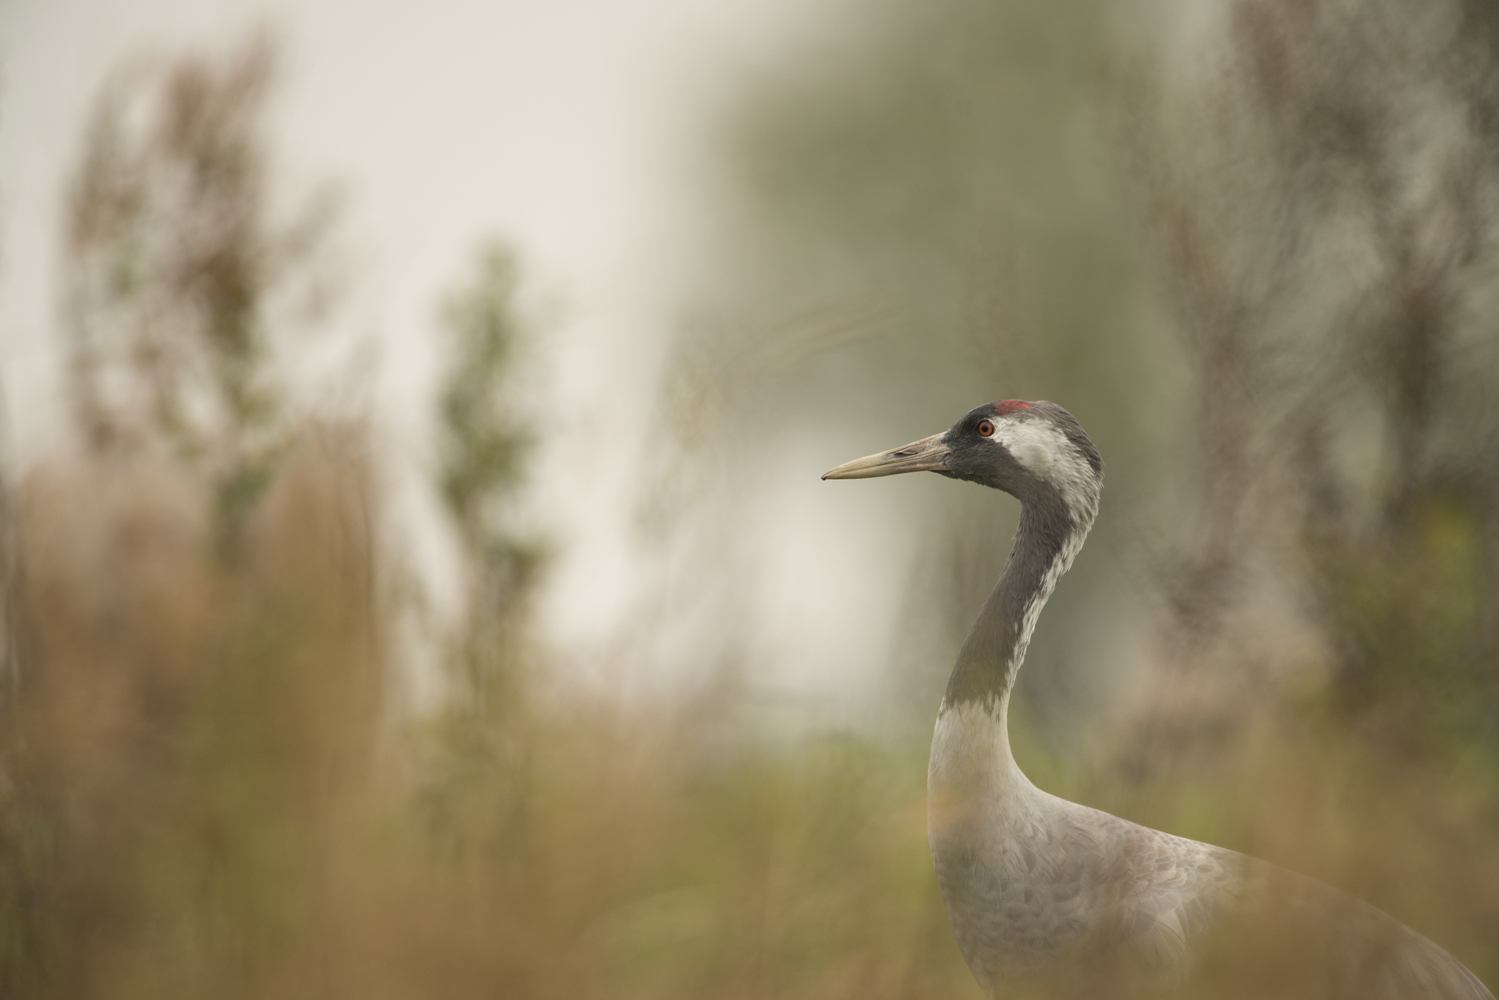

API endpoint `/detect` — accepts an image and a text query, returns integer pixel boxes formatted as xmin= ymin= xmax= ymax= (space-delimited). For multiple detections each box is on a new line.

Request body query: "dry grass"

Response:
xmin=0 ymin=433 xmax=979 ymax=1000
xmin=2 ymin=431 xmax=1493 ymax=999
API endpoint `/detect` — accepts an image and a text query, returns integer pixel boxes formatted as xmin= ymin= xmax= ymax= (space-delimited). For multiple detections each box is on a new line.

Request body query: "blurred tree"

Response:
xmin=661 ymin=0 xmax=1156 ymax=740
xmin=676 ymin=0 xmax=1499 ymax=976
xmin=62 ymin=32 xmax=339 ymax=558
xmin=1130 ymin=0 xmax=1499 ymax=759
xmin=0 ymin=35 xmax=378 ymax=1000
xmin=435 ymin=242 xmax=546 ymax=723
xmin=671 ymin=0 xmax=1499 ymax=759
xmin=418 ymin=242 xmax=548 ymax=869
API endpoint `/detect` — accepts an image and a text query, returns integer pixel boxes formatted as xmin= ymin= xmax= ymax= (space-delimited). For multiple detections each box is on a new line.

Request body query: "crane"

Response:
xmin=823 ymin=399 xmax=1493 ymax=1000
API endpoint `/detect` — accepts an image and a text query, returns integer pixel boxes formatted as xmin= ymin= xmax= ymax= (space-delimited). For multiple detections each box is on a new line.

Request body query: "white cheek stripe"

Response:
xmin=987 ymin=420 xmax=1098 ymax=526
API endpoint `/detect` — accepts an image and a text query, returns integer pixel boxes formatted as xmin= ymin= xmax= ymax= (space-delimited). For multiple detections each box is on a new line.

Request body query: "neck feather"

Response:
xmin=940 ymin=498 xmax=1092 ymax=717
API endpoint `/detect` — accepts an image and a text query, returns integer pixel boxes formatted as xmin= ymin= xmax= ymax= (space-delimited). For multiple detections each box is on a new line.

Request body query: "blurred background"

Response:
xmin=2 ymin=0 xmax=1498 ymax=996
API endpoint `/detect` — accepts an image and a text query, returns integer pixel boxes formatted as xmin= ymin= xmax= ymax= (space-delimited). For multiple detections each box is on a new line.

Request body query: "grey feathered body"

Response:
xmin=928 ymin=701 xmax=1492 ymax=999
xmin=930 ymin=708 xmax=1236 ymax=993
xmin=915 ymin=401 xmax=1492 ymax=1000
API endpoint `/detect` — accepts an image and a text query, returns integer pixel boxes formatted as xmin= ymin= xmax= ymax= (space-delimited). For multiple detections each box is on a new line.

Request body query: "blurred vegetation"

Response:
xmin=664 ymin=0 xmax=1173 ymax=739
xmin=60 ymin=33 xmax=339 ymax=559
xmin=431 ymin=242 xmax=545 ymax=730
xmin=0 ymin=34 xmax=977 ymax=1000
xmin=3 ymin=0 xmax=1499 ymax=996
xmin=663 ymin=0 xmax=1499 ymax=985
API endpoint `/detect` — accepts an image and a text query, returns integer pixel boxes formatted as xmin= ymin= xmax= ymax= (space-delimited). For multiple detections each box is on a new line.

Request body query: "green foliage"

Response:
xmin=1307 ymin=494 xmax=1498 ymax=755
xmin=433 ymin=241 xmax=546 ymax=727
xmin=438 ymin=246 xmax=532 ymax=548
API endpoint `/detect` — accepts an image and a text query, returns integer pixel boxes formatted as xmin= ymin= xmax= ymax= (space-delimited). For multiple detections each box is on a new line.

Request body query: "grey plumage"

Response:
xmin=825 ymin=399 xmax=1492 ymax=1000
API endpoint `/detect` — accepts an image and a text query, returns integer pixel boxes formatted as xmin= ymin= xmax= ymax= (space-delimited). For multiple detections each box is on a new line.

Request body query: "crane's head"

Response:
xmin=822 ymin=399 xmax=1102 ymax=524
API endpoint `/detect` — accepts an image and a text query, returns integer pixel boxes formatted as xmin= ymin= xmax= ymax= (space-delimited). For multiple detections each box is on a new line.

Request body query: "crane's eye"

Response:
xmin=977 ymin=419 xmax=995 ymax=437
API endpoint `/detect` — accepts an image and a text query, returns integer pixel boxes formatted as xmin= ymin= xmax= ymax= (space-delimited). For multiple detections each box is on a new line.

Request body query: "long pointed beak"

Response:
xmin=822 ymin=432 xmax=950 ymax=480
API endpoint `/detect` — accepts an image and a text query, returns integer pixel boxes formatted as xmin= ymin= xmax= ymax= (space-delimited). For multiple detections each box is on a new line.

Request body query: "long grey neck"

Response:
xmin=940 ymin=498 xmax=1092 ymax=718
